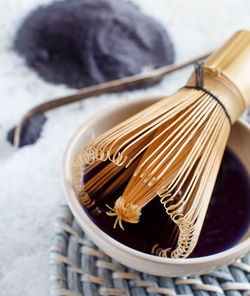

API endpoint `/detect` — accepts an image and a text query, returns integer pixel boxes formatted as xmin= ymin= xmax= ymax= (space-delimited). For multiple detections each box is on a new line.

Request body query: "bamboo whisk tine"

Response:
xmin=71 ymin=30 xmax=250 ymax=258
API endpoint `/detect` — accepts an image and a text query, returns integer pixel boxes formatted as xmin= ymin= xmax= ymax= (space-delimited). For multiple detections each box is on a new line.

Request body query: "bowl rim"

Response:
xmin=62 ymin=96 xmax=250 ymax=266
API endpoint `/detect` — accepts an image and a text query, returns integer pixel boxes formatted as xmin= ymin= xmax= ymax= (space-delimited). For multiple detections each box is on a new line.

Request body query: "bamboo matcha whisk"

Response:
xmin=71 ymin=30 xmax=250 ymax=258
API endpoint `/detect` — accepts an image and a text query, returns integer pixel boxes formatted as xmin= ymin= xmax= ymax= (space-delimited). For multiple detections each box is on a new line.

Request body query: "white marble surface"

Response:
xmin=0 ymin=0 xmax=250 ymax=295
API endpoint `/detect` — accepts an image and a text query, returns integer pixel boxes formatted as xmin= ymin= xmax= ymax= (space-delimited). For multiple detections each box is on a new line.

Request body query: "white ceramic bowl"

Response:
xmin=63 ymin=97 xmax=250 ymax=277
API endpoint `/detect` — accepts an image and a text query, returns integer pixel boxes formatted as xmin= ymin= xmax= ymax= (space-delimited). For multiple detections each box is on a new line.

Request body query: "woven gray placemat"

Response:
xmin=49 ymin=205 xmax=250 ymax=296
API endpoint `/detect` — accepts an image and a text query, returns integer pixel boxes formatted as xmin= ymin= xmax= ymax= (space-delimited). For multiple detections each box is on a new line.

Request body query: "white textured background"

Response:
xmin=0 ymin=0 xmax=250 ymax=295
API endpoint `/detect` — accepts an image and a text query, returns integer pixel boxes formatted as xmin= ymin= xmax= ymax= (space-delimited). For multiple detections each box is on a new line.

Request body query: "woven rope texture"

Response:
xmin=49 ymin=205 xmax=250 ymax=296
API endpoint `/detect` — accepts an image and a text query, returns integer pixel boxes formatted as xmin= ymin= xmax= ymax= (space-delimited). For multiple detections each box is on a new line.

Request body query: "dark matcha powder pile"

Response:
xmin=9 ymin=0 xmax=175 ymax=147
xmin=14 ymin=0 xmax=174 ymax=89
xmin=7 ymin=114 xmax=47 ymax=147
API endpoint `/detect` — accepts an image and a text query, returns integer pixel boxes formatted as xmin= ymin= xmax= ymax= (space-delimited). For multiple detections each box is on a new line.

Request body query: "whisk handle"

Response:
xmin=205 ymin=30 xmax=250 ymax=108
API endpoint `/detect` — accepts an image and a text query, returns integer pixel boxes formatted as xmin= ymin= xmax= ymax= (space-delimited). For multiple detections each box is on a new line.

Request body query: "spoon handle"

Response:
xmin=14 ymin=51 xmax=211 ymax=148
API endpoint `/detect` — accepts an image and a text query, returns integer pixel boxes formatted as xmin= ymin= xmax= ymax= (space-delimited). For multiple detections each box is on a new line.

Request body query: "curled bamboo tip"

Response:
xmin=106 ymin=197 xmax=141 ymax=230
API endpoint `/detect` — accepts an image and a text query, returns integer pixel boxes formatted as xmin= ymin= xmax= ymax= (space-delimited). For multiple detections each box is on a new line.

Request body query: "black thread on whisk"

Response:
xmin=183 ymin=63 xmax=232 ymax=126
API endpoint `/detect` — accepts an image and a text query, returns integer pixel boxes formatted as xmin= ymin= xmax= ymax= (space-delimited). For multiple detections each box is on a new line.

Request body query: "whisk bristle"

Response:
xmin=106 ymin=197 xmax=141 ymax=230
xmin=71 ymin=87 xmax=232 ymax=257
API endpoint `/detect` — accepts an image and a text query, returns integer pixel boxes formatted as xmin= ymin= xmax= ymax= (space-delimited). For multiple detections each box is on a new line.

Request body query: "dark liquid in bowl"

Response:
xmin=82 ymin=148 xmax=250 ymax=257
